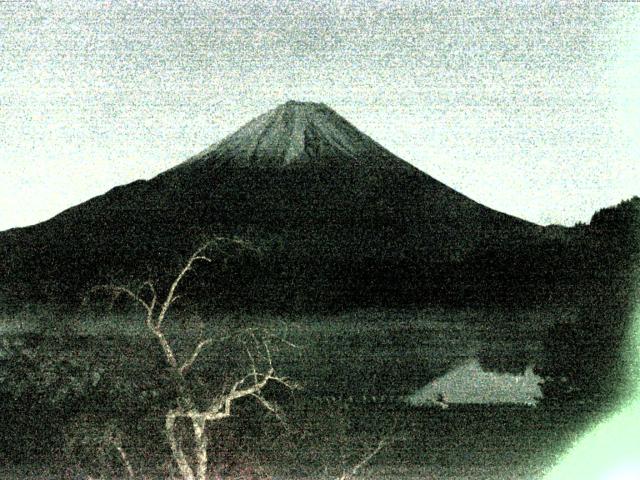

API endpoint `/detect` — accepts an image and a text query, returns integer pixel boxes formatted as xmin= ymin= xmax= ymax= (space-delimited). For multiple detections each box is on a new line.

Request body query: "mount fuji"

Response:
xmin=0 ymin=101 xmax=548 ymax=309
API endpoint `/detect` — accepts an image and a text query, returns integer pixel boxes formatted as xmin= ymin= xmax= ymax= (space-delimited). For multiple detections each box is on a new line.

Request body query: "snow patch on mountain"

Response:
xmin=177 ymin=100 xmax=418 ymax=171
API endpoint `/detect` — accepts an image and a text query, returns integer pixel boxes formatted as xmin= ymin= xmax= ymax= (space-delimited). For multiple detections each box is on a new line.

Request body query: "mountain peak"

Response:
xmin=180 ymin=101 xmax=416 ymax=171
xmin=278 ymin=99 xmax=330 ymax=111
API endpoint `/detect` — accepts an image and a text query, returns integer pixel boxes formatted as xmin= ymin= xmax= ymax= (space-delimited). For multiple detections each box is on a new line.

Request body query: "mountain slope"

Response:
xmin=0 ymin=101 xmax=545 ymax=309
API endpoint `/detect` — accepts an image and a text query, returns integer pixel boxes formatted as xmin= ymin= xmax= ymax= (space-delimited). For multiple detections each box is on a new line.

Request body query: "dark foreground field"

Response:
xmin=0 ymin=307 xmax=623 ymax=479
xmin=0 ymin=401 xmax=606 ymax=479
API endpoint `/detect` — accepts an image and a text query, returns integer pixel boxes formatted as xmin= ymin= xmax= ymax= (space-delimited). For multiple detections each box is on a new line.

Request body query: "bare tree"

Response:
xmin=93 ymin=238 xmax=297 ymax=480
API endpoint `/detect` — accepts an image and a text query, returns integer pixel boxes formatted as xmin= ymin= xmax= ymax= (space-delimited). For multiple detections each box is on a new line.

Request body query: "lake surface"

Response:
xmin=2 ymin=306 xmax=599 ymax=479
xmin=270 ymin=308 xmax=558 ymax=400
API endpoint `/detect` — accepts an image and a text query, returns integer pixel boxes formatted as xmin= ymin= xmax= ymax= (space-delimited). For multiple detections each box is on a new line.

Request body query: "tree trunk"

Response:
xmin=192 ymin=415 xmax=209 ymax=480
xmin=165 ymin=411 xmax=196 ymax=480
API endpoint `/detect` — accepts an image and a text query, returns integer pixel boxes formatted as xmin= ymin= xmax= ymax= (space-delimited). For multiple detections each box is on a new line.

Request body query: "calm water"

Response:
xmin=274 ymin=309 xmax=557 ymax=400
xmin=3 ymin=307 xmax=601 ymax=479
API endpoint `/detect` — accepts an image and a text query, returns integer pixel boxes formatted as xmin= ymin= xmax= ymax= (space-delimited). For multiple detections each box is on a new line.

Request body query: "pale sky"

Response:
xmin=1 ymin=0 xmax=640 ymax=231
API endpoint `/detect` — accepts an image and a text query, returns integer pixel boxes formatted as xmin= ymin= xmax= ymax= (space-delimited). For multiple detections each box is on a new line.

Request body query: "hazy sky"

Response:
xmin=2 ymin=0 xmax=639 ymax=230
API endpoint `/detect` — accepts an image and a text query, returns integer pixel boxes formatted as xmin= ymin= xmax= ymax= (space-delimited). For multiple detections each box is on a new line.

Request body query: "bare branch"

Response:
xmin=114 ymin=443 xmax=136 ymax=480
xmin=250 ymin=393 xmax=285 ymax=422
xmin=339 ymin=438 xmax=387 ymax=480
xmin=147 ymin=283 xmax=157 ymax=320
xmin=103 ymin=426 xmax=136 ymax=480
xmin=156 ymin=238 xmax=246 ymax=329
xmin=207 ymin=368 xmax=277 ymax=419
xmin=92 ymin=285 xmax=153 ymax=316
xmin=179 ymin=338 xmax=213 ymax=375
xmin=168 ymin=294 xmax=183 ymax=307
xmin=150 ymin=326 xmax=179 ymax=369
xmin=138 ymin=280 xmax=157 ymax=302
xmin=266 ymin=333 xmax=300 ymax=350
xmin=263 ymin=340 xmax=273 ymax=368
xmin=268 ymin=375 xmax=302 ymax=391
xmin=191 ymin=255 xmax=212 ymax=263
xmin=228 ymin=371 xmax=259 ymax=396
xmin=245 ymin=343 xmax=258 ymax=384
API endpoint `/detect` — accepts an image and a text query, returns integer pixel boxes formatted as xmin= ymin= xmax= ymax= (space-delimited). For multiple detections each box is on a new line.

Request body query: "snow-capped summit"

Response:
xmin=178 ymin=100 xmax=416 ymax=171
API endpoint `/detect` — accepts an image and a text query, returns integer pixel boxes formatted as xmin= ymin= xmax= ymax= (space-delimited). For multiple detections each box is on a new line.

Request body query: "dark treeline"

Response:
xmin=1 ymin=197 xmax=637 ymax=314
xmin=538 ymin=197 xmax=640 ymax=404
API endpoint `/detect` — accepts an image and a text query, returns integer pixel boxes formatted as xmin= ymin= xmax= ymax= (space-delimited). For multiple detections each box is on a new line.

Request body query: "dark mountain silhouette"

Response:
xmin=0 ymin=101 xmax=631 ymax=311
